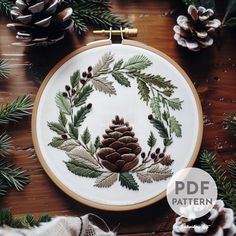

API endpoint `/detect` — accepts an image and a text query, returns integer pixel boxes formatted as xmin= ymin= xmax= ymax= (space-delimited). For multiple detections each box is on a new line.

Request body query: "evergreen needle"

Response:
xmin=0 ymin=95 xmax=33 ymax=125
xmin=0 ymin=59 xmax=9 ymax=79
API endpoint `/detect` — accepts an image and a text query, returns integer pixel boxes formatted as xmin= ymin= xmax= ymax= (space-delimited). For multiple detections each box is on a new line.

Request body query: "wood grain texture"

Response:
xmin=0 ymin=0 xmax=236 ymax=235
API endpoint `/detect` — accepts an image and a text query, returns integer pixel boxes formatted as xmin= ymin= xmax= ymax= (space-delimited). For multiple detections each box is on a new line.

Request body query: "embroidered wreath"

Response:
xmin=48 ymin=52 xmax=183 ymax=191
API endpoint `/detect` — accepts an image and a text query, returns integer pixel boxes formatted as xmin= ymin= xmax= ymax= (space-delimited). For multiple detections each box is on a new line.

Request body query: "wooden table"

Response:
xmin=0 ymin=0 xmax=235 ymax=235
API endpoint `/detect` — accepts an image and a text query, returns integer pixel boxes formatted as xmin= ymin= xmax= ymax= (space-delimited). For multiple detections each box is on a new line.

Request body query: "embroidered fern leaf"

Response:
xmin=112 ymin=72 xmax=130 ymax=87
xmin=55 ymin=92 xmax=71 ymax=115
xmin=91 ymin=77 xmax=116 ymax=95
xmin=47 ymin=122 xmax=66 ymax=135
xmin=48 ymin=137 xmax=65 ymax=148
xmin=148 ymin=164 xmax=173 ymax=181
xmin=136 ymin=172 xmax=153 ymax=183
xmin=169 ymin=116 xmax=182 ymax=137
xmin=167 ymin=98 xmax=183 ymax=111
xmin=137 ymin=79 xmax=150 ymax=103
xmin=150 ymin=118 xmax=169 ymax=140
xmin=119 ymin=172 xmax=139 ymax=191
xmin=58 ymin=111 xmax=67 ymax=127
xmin=94 ymin=172 xmax=118 ymax=188
xmin=123 ymin=55 xmax=152 ymax=70
xmin=65 ymin=159 xmax=102 ymax=178
xmin=81 ymin=127 xmax=91 ymax=145
xmin=74 ymin=85 xmax=93 ymax=107
xmin=70 ymin=70 xmax=81 ymax=88
xmin=68 ymin=123 xmax=78 ymax=139
xmin=93 ymin=52 xmax=114 ymax=77
xmin=147 ymin=131 xmax=157 ymax=148
xmin=150 ymin=97 xmax=161 ymax=119
xmin=73 ymin=106 xmax=90 ymax=127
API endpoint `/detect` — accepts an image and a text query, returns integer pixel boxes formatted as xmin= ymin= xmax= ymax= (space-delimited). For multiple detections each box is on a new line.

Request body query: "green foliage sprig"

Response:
xmin=0 ymin=209 xmax=51 ymax=228
xmin=0 ymin=94 xmax=33 ymax=196
xmin=0 ymin=95 xmax=32 ymax=124
xmin=200 ymin=150 xmax=236 ymax=213
xmin=0 ymin=59 xmax=9 ymax=80
xmin=224 ymin=112 xmax=236 ymax=137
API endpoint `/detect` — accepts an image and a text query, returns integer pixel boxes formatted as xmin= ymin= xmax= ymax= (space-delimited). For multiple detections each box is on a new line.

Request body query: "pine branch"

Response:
xmin=224 ymin=112 xmax=236 ymax=137
xmin=0 ymin=59 xmax=9 ymax=79
xmin=0 ymin=0 xmax=14 ymax=18
xmin=0 ymin=209 xmax=51 ymax=228
xmin=68 ymin=0 xmax=131 ymax=35
xmin=0 ymin=95 xmax=33 ymax=125
xmin=200 ymin=150 xmax=236 ymax=212
xmin=0 ymin=133 xmax=12 ymax=157
xmin=0 ymin=160 xmax=30 ymax=194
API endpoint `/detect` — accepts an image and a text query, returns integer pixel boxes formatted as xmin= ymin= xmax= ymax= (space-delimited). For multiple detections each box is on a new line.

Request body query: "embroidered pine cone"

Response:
xmin=173 ymin=5 xmax=221 ymax=51
xmin=172 ymin=200 xmax=236 ymax=236
xmin=7 ymin=0 xmax=73 ymax=46
xmin=97 ymin=115 xmax=141 ymax=173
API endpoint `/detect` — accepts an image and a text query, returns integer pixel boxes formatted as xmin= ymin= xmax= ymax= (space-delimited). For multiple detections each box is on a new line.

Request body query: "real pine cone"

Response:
xmin=7 ymin=0 xmax=73 ymax=46
xmin=97 ymin=115 xmax=141 ymax=173
xmin=173 ymin=5 xmax=221 ymax=51
xmin=172 ymin=200 xmax=236 ymax=236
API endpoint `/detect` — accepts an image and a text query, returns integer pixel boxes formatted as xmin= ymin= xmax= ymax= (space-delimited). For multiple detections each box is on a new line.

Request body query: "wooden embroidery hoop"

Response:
xmin=32 ymin=28 xmax=203 ymax=211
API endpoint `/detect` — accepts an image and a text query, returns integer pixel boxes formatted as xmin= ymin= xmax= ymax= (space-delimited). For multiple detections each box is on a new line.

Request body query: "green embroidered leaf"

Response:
xmin=162 ymin=88 xmax=174 ymax=97
xmin=91 ymin=77 xmax=116 ymax=96
xmin=57 ymin=139 xmax=79 ymax=152
xmin=48 ymin=137 xmax=65 ymax=148
xmin=112 ymin=72 xmax=130 ymax=87
xmin=93 ymin=52 xmax=114 ymax=77
xmin=94 ymin=172 xmax=118 ymax=188
xmin=66 ymin=147 xmax=99 ymax=167
xmin=113 ymin=59 xmax=124 ymax=70
xmin=48 ymin=122 xmax=66 ymax=135
xmin=162 ymin=111 xmax=170 ymax=124
xmin=150 ymin=97 xmax=161 ymax=119
xmin=74 ymin=85 xmax=93 ymax=107
xmin=88 ymin=142 xmax=96 ymax=155
xmin=148 ymin=164 xmax=173 ymax=181
xmin=68 ymin=123 xmax=78 ymax=139
xmin=74 ymin=106 xmax=90 ymax=127
xmin=81 ymin=127 xmax=91 ymax=145
xmin=136 ymin=172 xmax=153 ymax=183
xmin=94 ymin=136 xmax=100 ymax=150
xmin=167 ymin=98 xmax=183 ymax=111
xmin=164 ymin=138 xmax=173 ymax=146
xmin=119 ymin=172 xmax=139 ymax=191
xmin=58 ymin=111 xmax=67 ymax=127
xmin=137 ymin=79 xmax=150 ymax=103
xmin=65 ymin=159 xmax=102 ymax=178
xmin=150 ymin=118 xmax=169 ymax=140
xmin=55 ymin=92 xmax=71 ymax=115
xmin=170 ymin=116 xmax=182 ymax=137
xmin=147 ymin=131 xmax=157 ymax=148
xmin=70 ymin=70 xmax=81 ymax=88
xmin=123 ymin=55 xmax=152 ymax=70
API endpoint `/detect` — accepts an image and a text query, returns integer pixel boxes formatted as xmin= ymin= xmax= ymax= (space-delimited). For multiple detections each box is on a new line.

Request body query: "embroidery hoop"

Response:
xmin=32 ymin=28 xmax=203 ymax=211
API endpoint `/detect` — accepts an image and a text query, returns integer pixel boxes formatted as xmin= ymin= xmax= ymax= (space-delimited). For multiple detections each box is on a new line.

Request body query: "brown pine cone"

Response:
xmin=97 ymin=115 xmax=141 ymax=173
xmin=7 ymin=0 xmax=73 ymax=46
xmin=173 ymin=5 xmax=221 ymax=51
xmin=172 ymin=200 xmax=236 ymax=236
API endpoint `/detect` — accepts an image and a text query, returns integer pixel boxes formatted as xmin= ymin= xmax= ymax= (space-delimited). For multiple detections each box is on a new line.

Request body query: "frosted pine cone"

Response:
xmin=172 ymin=200 xmax=236 ymax=236
xmin=7 ymin=0 xmax=73 ymax=46
xmin=173 ymin=5 xmax=221 ymax=51
xmin=97 ymin=115 xmax=141 ymax=173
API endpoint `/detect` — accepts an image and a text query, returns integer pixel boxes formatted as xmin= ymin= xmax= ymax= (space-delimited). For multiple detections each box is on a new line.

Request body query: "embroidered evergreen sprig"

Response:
xmin=0 ymin=209 xmax=51 ymax=228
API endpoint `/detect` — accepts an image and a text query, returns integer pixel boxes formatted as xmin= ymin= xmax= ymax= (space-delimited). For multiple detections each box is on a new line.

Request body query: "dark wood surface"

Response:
xmin=0 ymin=1 xmax=236 ymax=235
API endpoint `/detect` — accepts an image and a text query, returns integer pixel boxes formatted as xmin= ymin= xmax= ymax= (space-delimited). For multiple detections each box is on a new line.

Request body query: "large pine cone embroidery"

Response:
xmin=97 ymin=116 xmax=142 ymax=173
